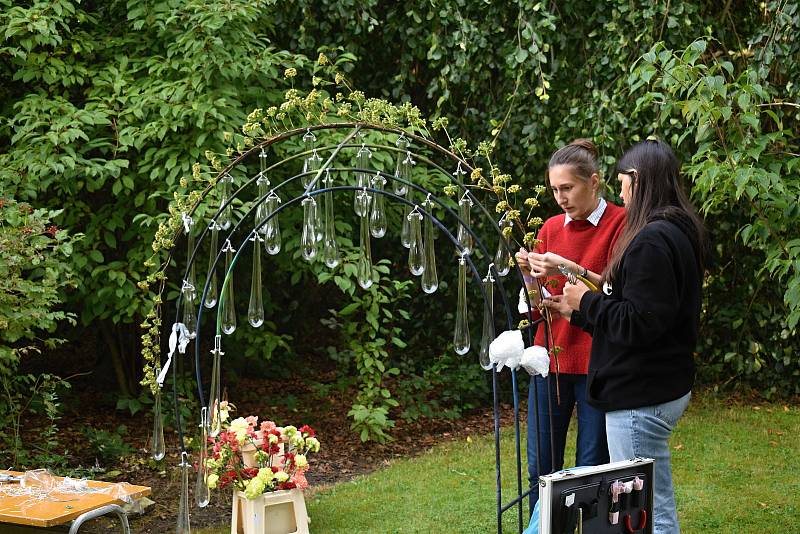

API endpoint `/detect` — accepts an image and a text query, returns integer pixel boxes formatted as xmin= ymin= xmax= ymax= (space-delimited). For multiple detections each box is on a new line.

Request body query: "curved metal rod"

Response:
xmin=161 ymin=123 xmax=543 ymax=531
xmin=192 ymin=175 xmax=513 ymax=406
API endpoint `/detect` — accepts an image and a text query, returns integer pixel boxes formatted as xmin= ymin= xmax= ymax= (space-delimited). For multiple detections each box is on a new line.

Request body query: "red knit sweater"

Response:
xmin=527 ymin=202 xmax=626 ymax=374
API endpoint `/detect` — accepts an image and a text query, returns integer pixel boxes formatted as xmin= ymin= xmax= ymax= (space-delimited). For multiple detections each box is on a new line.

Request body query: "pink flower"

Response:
xmin=291 ymin=471 xmax=308 ymax=490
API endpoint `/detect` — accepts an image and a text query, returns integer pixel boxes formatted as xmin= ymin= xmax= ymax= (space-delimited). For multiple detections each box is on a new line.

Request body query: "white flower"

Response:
xmin=489 ymin=330 xmax=525 ymax=372
xmin=294 ymin=454 xmax=308 ymax=469
xmin=206 ymin=473 xmax=219 ymax=489
xmin=274 ymin=471 xmax=289 ymax=483
xmin=229 ymin=417 xmax=249 ymax=444
xmin=520 ymin=345 xmax=550 ymax=377
xmin=305 ymin=437 xmax=320 ymax=452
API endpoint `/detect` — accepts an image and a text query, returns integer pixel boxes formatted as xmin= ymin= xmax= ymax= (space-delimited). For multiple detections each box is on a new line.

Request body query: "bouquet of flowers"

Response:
xmin=205 ymin=407 xmax=320 ymax=499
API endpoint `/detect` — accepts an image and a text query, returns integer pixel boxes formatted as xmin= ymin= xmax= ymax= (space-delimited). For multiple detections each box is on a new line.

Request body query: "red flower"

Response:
xmin=299 ymin=425 xmax=315 ymax=438
xmin=45 ymin=225 xmax=58 ymax=237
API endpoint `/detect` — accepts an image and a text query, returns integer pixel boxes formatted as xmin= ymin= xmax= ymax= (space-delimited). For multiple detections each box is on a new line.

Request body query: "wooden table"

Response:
xmin=0 ymin=470 xmax=150 ymax=533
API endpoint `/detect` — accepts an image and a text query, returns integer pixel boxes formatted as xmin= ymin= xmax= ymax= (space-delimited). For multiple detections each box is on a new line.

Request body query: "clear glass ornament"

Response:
xmin=457 ymin=192 xmax=474 ymax=255
xmin=421 ymin=199 xmax=438 ymax=294
xmin=151 ymin=389 xmax=165 ymax=461
xmin=479 ymin=272 xmax=495 ymax=370
xmin=356 ymin=190 xmax=373 ymax=289
xmin=400 ymin=201 xmax=412 ymax=249
xmin=302 ymin=149 xmax=323 ymax=189
xmin=220 ymin=240 xmax=236 ymax=335
xmin=195 ymin=407 xmax=210 ymax=508
xmin=248 ymin=234 xmax=264 ymax=328
xmin=181 ymin=214 xmax=197 ymax=337
xmin=322 ymin=171 xmax=339 ymax=268
xmin=369 ymin=172 xmax=387 ymax=238
xmin=453 ymin=254 xmax=470 ymax=355
xmin=181 ymin=280 xmax=197 ymax=339
xmin=254 ymin=158 xmax=270 ymax=235
xmin=354 ymin=144 xmax=372 ymax=216
xmin=176 ymin=452 xmax=191 ymax=534
xmin=393 ymin=134 xmax=411 ymax=195
xmin=301 ymin=196 xmax=318 ymax=261
xmin=494 ymin=217 xmax=513 ymax=276
xmin=264 ymin=192 xmax=282 ymax=255
xmin=208 ymin=335 xmax=223 ymax=437
xmin=203 ymin=223 xmax=219 ymax=308
xmin=218 ymin=173 xmax=233 ymax=230
xmin=407 ymin=208 xmax=424 ymax=276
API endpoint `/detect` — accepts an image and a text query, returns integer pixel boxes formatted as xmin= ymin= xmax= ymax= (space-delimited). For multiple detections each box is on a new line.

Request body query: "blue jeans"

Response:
xmin=606 ymin=392 xmax=691 ymax=534
xmin=527 ymin=374 xmax=609 ymax=504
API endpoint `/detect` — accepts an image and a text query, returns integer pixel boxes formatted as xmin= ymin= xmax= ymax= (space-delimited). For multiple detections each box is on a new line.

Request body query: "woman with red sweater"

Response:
xmin=515 ymin=139 xmax=626 ymax=504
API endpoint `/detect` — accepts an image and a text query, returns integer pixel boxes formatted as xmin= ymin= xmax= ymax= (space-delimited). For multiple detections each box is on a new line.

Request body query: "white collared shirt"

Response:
xmin=564 ymin=197 xmax=607 ymax=226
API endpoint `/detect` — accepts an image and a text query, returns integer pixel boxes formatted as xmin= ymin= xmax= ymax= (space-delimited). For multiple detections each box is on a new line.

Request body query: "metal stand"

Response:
xmin=68 ymin=504 xmax=130 ymax=534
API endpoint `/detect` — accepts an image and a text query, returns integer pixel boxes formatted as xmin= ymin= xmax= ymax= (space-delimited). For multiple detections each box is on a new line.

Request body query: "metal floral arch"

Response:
xmin=154 ymin=122 xmax=550 ymax=533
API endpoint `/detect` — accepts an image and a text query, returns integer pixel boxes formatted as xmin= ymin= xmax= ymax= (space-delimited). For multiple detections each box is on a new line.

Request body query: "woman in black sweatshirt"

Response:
xmin=548 ymin=140 xmax=707 ymax=534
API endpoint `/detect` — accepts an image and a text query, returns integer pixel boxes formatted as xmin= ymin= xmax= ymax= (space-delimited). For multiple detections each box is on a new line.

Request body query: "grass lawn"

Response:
xmin=196 ymin=393 xmax=799 ymax=533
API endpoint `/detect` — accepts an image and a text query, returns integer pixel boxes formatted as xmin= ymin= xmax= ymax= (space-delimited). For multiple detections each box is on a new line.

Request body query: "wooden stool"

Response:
xmin=231 ymin=489 xmax=310 ymax=534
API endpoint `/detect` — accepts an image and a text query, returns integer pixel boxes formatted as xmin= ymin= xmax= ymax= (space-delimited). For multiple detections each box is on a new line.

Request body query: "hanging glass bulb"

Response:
xmin=176 ymin=452 xmax=192 ymax=534
xmin=182 ymin=211 xmax=197 ymax=338
xmin=254 ymin=156 xmax=270 ymax=235
xmin=248 ymin=234 xmax=264 ymax=328
xmin=393 ymin=134 xmax=411 ymax=195
xmin=356 ymin=190 xmax=373 ymax=289
xmin=220 ymin=240 xmax=236 ymax=335
xmin=369 ymin=172 xmax=387 ymax=238
xmin=195 ymin=407 xmax=210 ymax=508
xmin=181 ymin=280 xmax=197 ymax=339
xmin=421 ymin=198 xmax=438 ymax=294
xmin=321 ymin=171 xmax=339 ymax=268
xmin=354 ymin=144 xmax=372 ymax=216
xmin=454 ymin=254 xmax=471 ymax=355
xmin=264 ymin=192 xmax=282 ymax=255
xmin=302 ymin=149 xmax=323 ymax=189
xmin=407 ymin=208 xmax=424 ymax=276
xmin=208 ymin=335 xmax=223 ymax=437
xmin=494 ymin=217 xmax=513 ymax=276
xmin=479 ymin=271 xmax=495 ymax=370
xmin=218 ymin=173 xmax=234 ymax=230
xmin=457 ymin=192 xmax=474 ymax=255
xmin=151 ymin=389 xmax=166 ymax=461
xmin=400 ymin=199 xmax=413 ymax=249
xmin=301 ymin=196 xmax=318 ymax=261
xmin=203 ymin=223 xmax=219 ymax=308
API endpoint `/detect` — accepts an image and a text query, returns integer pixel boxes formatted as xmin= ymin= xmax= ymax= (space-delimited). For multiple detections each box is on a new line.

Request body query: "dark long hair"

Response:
xmin=603 ymin=140 xmax=707 ymax=282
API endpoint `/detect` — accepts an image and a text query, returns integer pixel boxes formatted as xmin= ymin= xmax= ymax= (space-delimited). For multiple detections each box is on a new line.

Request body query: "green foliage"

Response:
xmin=0 ymin=373 xmax=71 ymax=469
xmin=0 ymin=0 xmax=310 ymax=392
xmin=0 ymin=199 xmax=78 ymax=467
xmin=273 ymin=0 xmax=800 ymax=397
xmin=321 ymin=259 xmax=411 ymax=442
xmin=0 ymin=198 xmax=79 ymax=373
xmin=83 ymin=424 xmax=136 ymax=464
xmin=627 ymin=30 xmax=799 ymax=394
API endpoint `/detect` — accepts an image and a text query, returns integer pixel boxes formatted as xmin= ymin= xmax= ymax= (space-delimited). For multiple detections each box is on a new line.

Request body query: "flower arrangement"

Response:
xmin=205 ymin=406 xmax=320 ymax=500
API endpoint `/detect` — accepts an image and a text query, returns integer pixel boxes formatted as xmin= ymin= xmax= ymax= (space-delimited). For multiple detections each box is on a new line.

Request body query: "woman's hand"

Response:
xmin=541 ymin=295 xmax=573 ymax=320
xmin=562 ymin=280 xmax=589 ymax=311
xmin=527 ymin=251 xmax=569 ymax=278
xmin=515 ymin=247 xmax=532 ymax=275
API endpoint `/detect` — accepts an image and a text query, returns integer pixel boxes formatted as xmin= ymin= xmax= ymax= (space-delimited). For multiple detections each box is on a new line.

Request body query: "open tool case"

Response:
xmin=539 ymin=458 xmax=654 ymax=534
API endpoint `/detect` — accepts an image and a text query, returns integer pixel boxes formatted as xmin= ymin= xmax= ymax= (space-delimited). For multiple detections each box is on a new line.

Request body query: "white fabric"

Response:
xmin=520 ymin=345 xmax=550 ymax=377
xmin=564 ymin=197 xmax=607 ymax=226
xmin=489 ymin=330 xmax=525 ymax=372
xmin=518 ymin=286 xmax=551 ymax=314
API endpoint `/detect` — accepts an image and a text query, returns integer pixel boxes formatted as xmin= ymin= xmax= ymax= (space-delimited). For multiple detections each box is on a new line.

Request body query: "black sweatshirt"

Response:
xmin=571 ymin=218 xmax=701 ymax=412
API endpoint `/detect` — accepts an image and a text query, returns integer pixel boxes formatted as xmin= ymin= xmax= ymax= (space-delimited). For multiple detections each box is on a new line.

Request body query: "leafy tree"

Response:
xmin=0 ymin=0 xmax=308 ymax=395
